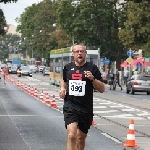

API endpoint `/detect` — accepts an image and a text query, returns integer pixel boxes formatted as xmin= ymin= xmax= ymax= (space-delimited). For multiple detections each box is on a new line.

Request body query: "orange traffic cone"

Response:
xmin=16 ymin=80 xmax=20 ymax=87
xmin=39 ymin=90 xmax=44 ymax=101
xmin=33 ymin=88 xmax=38 ymax=98
xmin=123 ymin=119 xmax=138 ymax=148
xmin=19 ymin=82 xmax=23 ymax=90
xmin=91 ymin=120 xmax=96 ymax=126
xmin=30 ymin=87 xmax=34 ymax=96
xmin=51 ymin=95 xmax=57 ymax=108
xmin=24 ymin=84 xmax=27 ymax=92
xmin=45 ymin=93 xmax=51 ymax=105
xmin=27 ymin=85 xmax=31 ymax=94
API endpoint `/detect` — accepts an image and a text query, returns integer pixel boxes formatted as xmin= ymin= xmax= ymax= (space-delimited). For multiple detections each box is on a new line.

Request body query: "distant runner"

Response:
xmin=2 ymin=66 xmax=8 ymax=84
xmin=0 ymin=67 xmax=1 ymax=79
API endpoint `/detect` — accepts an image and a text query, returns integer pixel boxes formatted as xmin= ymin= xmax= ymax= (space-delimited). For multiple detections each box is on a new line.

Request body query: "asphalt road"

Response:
xmin=0 ymin=74 xmax=124 ymax=150
xmin=0 ymin=73 xmax=150 ymax=150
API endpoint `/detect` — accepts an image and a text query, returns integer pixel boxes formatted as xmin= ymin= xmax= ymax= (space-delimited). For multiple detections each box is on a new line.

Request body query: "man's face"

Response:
xmin=72 ymin=45 xmax=87 ymax=64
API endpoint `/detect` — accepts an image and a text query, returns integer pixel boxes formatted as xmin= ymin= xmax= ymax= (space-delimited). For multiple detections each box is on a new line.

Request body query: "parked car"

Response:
xmin=39 ymin=66 xmax=45 ymax=73
xmin=10 ymin=65 xmax=18 ymax=74
xmin=101 ymin=72 xmax=108 ymax=84
xmin=7 ymin=66 xmax=11 ymax=74
xmin=43 ymin=67 xmax=50 ymax=76
xmin=0 ymin=64 xmax=6 ymax=69
xmin=21 ymin=66 xmax=32 ymax=77
xmin=28 ymin=65 xmax=38 ymax=73
xmin=126 ymin=74 xmax=150 ymax=95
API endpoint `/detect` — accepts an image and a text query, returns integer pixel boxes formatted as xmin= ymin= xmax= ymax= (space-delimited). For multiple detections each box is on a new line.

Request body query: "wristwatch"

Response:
xmin=91 ymin=76 xmax=95 ymax=82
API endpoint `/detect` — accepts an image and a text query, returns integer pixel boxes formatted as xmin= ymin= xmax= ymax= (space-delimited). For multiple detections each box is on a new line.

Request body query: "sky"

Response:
xmin=0 ymin=0 xmax=43 ymax=27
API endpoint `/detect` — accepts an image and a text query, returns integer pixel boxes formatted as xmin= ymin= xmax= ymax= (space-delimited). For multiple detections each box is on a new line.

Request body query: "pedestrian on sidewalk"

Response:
xmin=108 ymin=68 xmax=115 ymax=90
xmin=59 ymin=43 xmax=105 ymax=150
xmin=113 ymin=69 xmax=123 ymax=91
xmin=123 ymin=68 xmax=129 ymax=86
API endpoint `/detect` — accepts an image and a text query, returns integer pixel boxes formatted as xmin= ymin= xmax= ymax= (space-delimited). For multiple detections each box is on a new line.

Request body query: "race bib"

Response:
xmin=69 ymin=80 xmax=86 ymax=96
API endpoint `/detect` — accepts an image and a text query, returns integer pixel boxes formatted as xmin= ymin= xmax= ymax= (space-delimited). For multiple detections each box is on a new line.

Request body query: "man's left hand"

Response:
xmin=84 ymin=71 xmax=94 ymax=81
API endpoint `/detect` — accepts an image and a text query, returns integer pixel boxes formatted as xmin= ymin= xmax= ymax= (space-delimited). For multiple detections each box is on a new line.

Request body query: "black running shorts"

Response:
xmin=63 ymin=107 xmax=93 ymax=134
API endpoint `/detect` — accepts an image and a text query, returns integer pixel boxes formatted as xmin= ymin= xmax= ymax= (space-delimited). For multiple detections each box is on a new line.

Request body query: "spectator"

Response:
xmin=123 ymin=69 xmax=129 ymax=85
xmin=113 ymin=69 xmax=123 ymax=91
xmin=108 ymin=68 xmax=115 ymax=90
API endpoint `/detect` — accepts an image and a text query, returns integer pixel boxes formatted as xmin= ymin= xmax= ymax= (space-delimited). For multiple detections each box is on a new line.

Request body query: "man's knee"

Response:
xmin=77 ymin=135 xmax=86 ymax=144
xmin=68 ymin=132 xmax=76 ymax=142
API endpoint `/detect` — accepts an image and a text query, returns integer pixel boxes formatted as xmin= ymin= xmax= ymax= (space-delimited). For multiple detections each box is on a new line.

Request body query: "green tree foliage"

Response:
xmin=16 ymin=4 xmax=39 ymax=59
xmin=56 ymin=0 xmax=128 ymax=69
xmin=0 ymin=33 xmax=21 ymax=61
xmin=0 ymin=0 xmax=17 ymax=3
xmin=128 ymin=0 xmax=150 ymax=3
xmin=119 ymin=1 xmax=150 ymax=51
xmin=16 ymin=0 xmax=69 ymax=60
xmin=0 ymin=9 xmax=6 ymax=35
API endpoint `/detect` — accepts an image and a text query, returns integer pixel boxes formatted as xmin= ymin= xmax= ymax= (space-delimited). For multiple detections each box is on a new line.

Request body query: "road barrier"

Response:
xmin=6 ymin=76 xmax=58 ymax=110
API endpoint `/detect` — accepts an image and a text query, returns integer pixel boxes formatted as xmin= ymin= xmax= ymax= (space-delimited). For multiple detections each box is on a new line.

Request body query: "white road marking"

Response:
xmin=101 ymin=133 xmax=122 ymax=144
xmin=103 ymin=114 xmax=144 ymax=120
xmin=137 ymin=113 xmax=150 ymax=116
xmin=99 ymin=102 xmax=112 ymax=104
xmin=122 ymin=108 xmax=135 ymax=111
xmin=94 ymin=110 xmax=118 ymax=113
xmin=97 ymin=124 xmax=114 ymax=125
xmin=110 ymin=105 xmax=124 ymax=108
xmin=93 ymin=106 xmax=107 ymax=108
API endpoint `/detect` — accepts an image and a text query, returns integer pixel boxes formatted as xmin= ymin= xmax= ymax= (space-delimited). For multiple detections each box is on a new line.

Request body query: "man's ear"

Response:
xmin=72 ymin=52 xmax=74 ymax=56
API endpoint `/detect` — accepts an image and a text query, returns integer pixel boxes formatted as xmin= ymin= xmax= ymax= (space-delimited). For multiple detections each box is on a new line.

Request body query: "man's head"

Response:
xmin=72 ymin=43 xmax=87 ymax=65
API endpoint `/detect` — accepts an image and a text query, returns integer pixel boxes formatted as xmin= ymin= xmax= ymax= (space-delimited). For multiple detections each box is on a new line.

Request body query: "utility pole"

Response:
xmin=98 ymin=47 xmax=101 ymax=71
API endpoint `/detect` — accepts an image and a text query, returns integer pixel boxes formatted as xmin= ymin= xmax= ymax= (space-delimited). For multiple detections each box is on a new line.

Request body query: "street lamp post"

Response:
xmin=31 ymin=35 xmax=34 ymax=65
xmin=40 ymin=30 xmax=45 ymax=65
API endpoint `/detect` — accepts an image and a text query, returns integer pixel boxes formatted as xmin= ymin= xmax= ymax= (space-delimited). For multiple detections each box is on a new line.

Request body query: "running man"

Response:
xmin=2 ymin=66 xmax=8 ymax=84
xmin=59 ymin=43 xmax=105 ymax=150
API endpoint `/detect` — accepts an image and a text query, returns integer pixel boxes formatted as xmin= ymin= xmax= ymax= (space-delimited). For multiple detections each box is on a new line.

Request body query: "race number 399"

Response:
xmin=69 ymin=80 xmax=86 ymax=96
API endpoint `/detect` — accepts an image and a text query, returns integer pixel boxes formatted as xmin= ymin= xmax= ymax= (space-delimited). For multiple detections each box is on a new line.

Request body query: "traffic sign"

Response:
xmin=103 ymin=59 xmax=110 ymax=65
xmin=136 ymin=62 xmax=142 ymax=68
xmin=127 ymin=50 xmax=133 ymax=57
xmin=100 ymin=58 xmax=104 ymax=62
xmin=143 ymin=50 xmax=150 ymax=58
xmin=126 ymin=57 xmax=133 ymax=64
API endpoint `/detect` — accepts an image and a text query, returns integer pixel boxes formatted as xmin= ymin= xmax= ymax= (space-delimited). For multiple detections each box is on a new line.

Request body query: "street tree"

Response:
xmin=128 ymin=0 xmax=150 ymax=3
xmin=118 ymin=1 xmax=150 ymax=51
xmin=55 ymin=0 xmax=128 ymax=69
xmin=16 ymin=0 xmax=69 ymax=61
xmin=0 ymin=33 xmax=21 ymax=62
xmin=0 ymin=9 xmax=6 ymax=35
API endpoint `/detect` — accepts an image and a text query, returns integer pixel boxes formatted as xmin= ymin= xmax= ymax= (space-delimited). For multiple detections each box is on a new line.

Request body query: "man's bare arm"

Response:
xmin=59 ymin=79 xmax=67 ymax=99
xmin=60 ymin=79 xmax=67 ymax=89
xmin=93 ymin=79 xmax=105 ymax=93
xmin=84 ymin=71 xmax=105 ymax=93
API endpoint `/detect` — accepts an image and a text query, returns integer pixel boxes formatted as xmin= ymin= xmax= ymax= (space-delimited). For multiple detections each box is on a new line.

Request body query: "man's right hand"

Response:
xmin=59 ymin=88 xmax=66 ymax=99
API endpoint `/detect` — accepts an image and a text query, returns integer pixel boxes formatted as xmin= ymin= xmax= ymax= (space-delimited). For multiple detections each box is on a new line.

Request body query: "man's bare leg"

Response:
xmin=76 ymin=128 xmax=87 ymax=150
xmin=67 ymin=122 xmax=78 ymax=150
xmin=4 ymin=75 xmax=6 ymax=84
